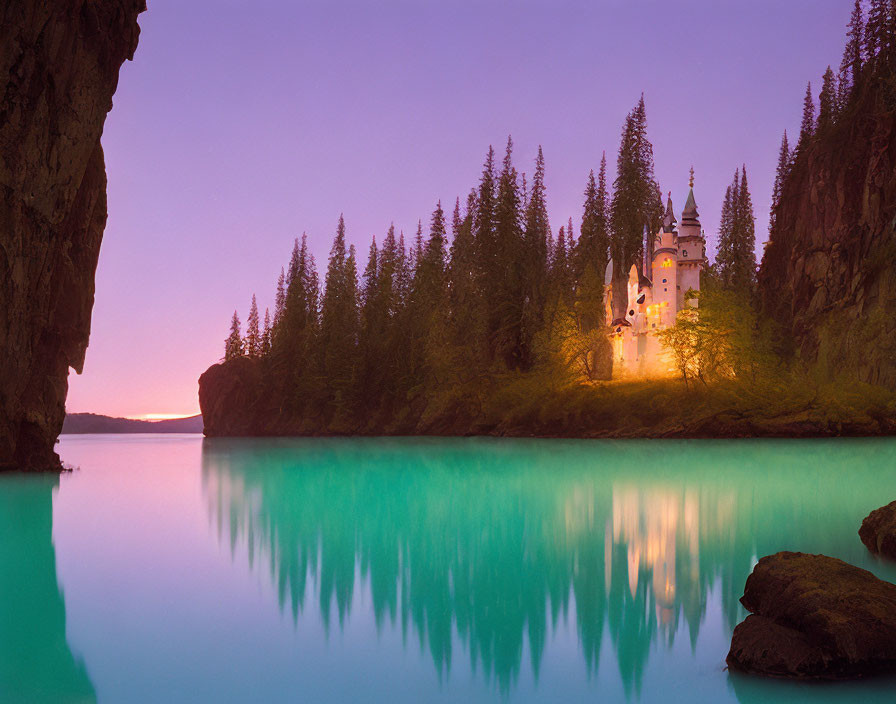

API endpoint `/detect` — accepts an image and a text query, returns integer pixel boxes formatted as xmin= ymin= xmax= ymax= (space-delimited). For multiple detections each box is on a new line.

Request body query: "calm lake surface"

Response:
xmin=3 ymin=435 xmax=896 ymax=703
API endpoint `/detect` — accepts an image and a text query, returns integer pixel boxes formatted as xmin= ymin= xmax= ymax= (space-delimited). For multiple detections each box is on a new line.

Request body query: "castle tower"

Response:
xmin=650 ymin=193 xmax=679 ymax=328
xmin=676 ymin=167 xmax=705 ymax=309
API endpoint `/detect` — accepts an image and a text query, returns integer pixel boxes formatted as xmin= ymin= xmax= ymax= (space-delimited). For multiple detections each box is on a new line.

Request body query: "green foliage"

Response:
xmin=657 ymin=288 xmax=774 ymax=388
xmin=715 ymin=167 xmax=756 ymax=293
xmin=224 ymin=311 xmax=243 ymax=361
xmin=245 ymin=294 xmax=261 ymax=358
xmin=610 ymin=96 xmax=659 ymax=295
xmin=216 ymin=67 xmax=896 ymax=436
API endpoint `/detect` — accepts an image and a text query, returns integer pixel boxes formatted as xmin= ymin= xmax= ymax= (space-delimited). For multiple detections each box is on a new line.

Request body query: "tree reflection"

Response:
xmin=201 ymin=437 xmax=896 ymax=695
xmin=0 ymin=475 xmax=95 ymax=703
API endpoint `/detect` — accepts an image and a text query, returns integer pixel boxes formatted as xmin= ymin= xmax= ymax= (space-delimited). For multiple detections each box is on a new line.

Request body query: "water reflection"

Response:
xmin=201 ymin=437 xmax=896 ymax=697
xmin=0 ymin=475 xmax=95 ymax=703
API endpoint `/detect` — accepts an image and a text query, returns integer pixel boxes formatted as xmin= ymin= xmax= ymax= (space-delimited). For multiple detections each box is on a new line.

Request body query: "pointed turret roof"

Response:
xmin=682 ymin=188 xmax=698 ymax=219
xmin=662 ymin=192 xmax=677 ymax=232
xmin=681 ymin=167 xmax=700 ymax=224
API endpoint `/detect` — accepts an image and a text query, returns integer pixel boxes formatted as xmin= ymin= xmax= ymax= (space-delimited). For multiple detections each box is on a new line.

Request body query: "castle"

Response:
xmin=604 ymin=172 xmax=706 ymax=376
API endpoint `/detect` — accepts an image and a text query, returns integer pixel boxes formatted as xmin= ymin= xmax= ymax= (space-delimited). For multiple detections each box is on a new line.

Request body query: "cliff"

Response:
xmin=758 ymin=73 xmax=896 ymax=387
xmin=0 ymin=2 xmax=144 ymax=470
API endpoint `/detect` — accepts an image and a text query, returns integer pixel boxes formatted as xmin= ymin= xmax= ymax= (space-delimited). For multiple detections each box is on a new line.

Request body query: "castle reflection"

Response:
xmin=201 ymin=437 xmax=896 ymax=696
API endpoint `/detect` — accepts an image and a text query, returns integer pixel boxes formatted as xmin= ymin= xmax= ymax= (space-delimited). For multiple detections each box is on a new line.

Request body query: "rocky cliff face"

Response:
xmin=1 ymin=2 xmax=144 ymax=470
xmin=758 ymin=78 xmax=896 ymax=388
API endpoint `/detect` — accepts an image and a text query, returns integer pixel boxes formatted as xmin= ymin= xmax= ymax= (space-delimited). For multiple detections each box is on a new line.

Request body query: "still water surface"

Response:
xmin=3 ymin=435 xmax=896 ymax=703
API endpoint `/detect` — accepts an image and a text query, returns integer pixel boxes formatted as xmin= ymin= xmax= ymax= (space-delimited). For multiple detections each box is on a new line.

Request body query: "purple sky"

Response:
xmin=66 ymin=0 xmax=850 ymax=418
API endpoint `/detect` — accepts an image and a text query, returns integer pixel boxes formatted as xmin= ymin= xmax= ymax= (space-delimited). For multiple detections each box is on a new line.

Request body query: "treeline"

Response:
xmin=660 ymin=0 xmax=896 ymax=391
xmin=767 ymin=0 xmax=896 ymax=251
xmin=211 ymin=2 xmax=896 ymax=435
xmin=221 ymin=97 xmax=677 ymax=431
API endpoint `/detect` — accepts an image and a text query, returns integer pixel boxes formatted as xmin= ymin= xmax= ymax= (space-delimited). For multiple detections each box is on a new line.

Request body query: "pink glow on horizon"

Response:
xmin=65 ymin=0 xmax=849 ymax=418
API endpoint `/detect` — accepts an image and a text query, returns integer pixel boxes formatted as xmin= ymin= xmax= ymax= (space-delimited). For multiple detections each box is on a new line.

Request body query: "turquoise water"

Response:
xmin=3 ymin=436 xmax=896 ymax=703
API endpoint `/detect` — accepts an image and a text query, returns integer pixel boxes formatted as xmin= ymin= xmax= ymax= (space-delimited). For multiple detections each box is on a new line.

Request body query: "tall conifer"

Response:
xmin=839 ymin=1 xmax=864 ymax=100
xmin=274 ymin=267 xmax=286 ymax=328
xmin=493 ymin=137 xmax=525 ymax=368
xmin=865 ymin=0 xmax=890 ymax=59
xmin=797 ymin=82 xmax=816 ymax=151
xmin=716 ymin=167 xmax=756 ymax=293
xmin=609 ymin=96 xmax=658 ymax=318
xmin=225 ymin=311 xmax=243 ymax=360
xmin=769 ymin=132 xmax=791 ymax=237
xmin=245 ymin=294 xmax=261 ymax=357
xmin=818 ymin=66 xmax=837 ymax=130
xmin=262 ymin=308 xmax=272 ymax=356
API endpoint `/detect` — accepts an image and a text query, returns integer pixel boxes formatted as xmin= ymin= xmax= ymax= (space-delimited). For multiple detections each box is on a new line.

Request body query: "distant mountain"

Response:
xmin=61 ymin=413 xmax=204 ymax=434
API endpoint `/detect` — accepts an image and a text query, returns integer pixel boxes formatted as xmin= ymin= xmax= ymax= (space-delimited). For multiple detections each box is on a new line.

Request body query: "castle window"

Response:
xmin=683 ymin=250 xmax=688 ymax=257
xmin=662 ymin=278 xmax=667 ymax=284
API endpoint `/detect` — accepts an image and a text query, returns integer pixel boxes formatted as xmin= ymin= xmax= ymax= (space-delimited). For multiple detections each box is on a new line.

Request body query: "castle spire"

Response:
xmin=682 ymin=167 xmax=699 ymax=222
xmin=662 ymin=191 xmax=676 ymax=232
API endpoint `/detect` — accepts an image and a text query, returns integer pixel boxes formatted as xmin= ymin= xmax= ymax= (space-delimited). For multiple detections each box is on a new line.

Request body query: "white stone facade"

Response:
xmin=605 ymin=183 xmax=706 ymax=377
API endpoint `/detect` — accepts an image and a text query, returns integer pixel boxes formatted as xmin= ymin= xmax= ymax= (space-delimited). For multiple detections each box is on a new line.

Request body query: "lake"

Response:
xmin=3 ymin=435 xmax=896 ymax=703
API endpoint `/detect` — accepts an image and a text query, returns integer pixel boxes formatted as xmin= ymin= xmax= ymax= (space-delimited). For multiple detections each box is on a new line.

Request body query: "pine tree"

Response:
xmin=576 ymin=155 xmax=610 ymax=287
xmin=520 ymin=145 xmax=550 ymax=368
xmin=421 ymin=200 xmax=448 ymax=292
xmin=818 ymin=66 xmax=837 ymax=130
xmin=245 ymin=294 xmax=261 ymax=357
xmin=865 ymin=0 xmax=890 ymax=59
xmin=262 ymin=308 xmax=272 ymax=356
xmin=474 ymin=145 xmax=498 ymax=282
xmin=716 ymin=175 xmax=737 ymax=287
xmin=274 ymin=267 xmax=286 ymax=328
xmin=224 ymin=311 xmax=243 ymax=360
xmin=769 ymin=131 xmax=791 ymax=238
xmin=839 ymin=0 xmax=864 ymax=101
xmin=319 ymin=215 xmax=360 ymax=424
xmin=493 ymin=136 xmax=525 ymax=368
xmin=610 ymin=96 xmax=658 ymax=319
xmin=274 ymin=232 xmax=320 ymax=403
xmin=737 ymin=165 xmax=757 ymax=290
xmin=575 ymin=156 xmax=611 ymax=334
xmin=361 ymin=236 xmax=378 ymax=310
xmin=396 ymin=231 xmax=412 ymax=309
xmin=447 ymin=192 xmax=482 ymax=368
xmin=551 ymin=225 xmax=572 ymax=306
xmin=355 ymin=235 xmax=380 ymax=411
xmin=412 ymin=220 xmax=424 ymax=272
xmin=797 ymin=82 xmax=816 ymax=151
xmin=716 ymin=167 xmax=756 ymax=293
xmin=406 ymin=201 xmax=450 ymax=388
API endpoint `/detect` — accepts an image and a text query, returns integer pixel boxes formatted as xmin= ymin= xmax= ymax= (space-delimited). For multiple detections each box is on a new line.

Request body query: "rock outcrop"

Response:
xmin=758 ymin=74 xmax=896 ymax=387
xmin=199 ymin=358 xmax=270 ymax=437
xmin=1 ymin=2 xmax=144 ymax=470
xmin=727 ymin=552 xmax=896 ymax=679
xmin=860 ymin=501 xmax=896 ymax=560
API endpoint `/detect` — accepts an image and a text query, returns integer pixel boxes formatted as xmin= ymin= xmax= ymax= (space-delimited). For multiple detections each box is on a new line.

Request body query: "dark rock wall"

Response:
xmin=0 ymin=1 xmax=144 ymax=470
xmin=758 ymin=79 xmax=896 ymax=387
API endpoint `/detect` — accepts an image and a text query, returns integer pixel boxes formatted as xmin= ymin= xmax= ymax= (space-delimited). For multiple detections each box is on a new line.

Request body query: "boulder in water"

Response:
xmin=859 ymin=501 xmax=896 ymax=561
xmin=727 ymin=551 xmax=896 ymax=679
